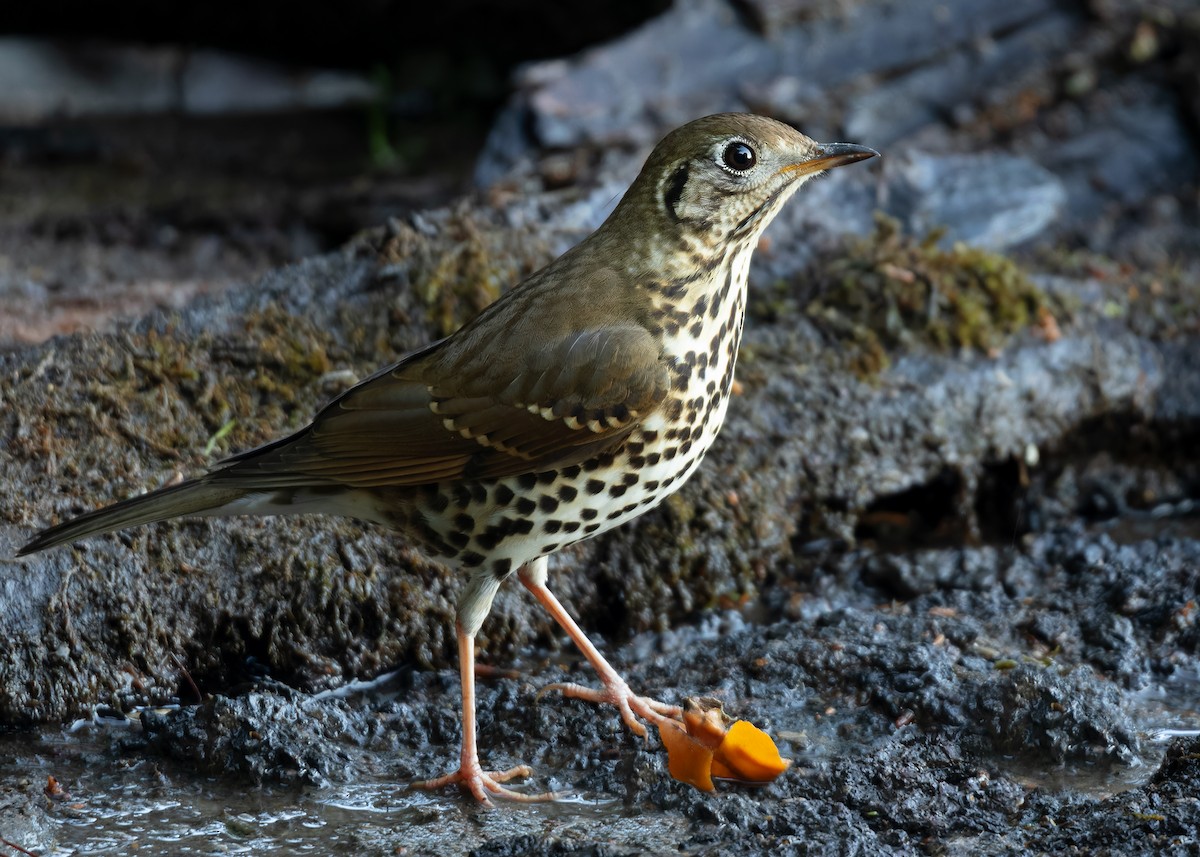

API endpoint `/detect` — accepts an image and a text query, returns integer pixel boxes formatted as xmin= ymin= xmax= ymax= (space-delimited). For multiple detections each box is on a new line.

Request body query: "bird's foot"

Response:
xmin=414 ymin=761 xmax=558 ymax=805
xmin=541 ymin=678 xmax=682 ymax=739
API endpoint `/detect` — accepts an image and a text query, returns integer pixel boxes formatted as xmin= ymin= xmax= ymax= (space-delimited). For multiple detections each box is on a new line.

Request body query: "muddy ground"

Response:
xmin=2 ymin=0 xmax=1200 ymax=854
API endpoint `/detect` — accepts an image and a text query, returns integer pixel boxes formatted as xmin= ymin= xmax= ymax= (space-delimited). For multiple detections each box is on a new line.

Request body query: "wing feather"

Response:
xmin=211 ymin=296 xmax=669 ymax=490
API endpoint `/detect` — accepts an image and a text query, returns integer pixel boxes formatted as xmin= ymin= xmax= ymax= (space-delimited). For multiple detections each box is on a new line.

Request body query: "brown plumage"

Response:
xmin=20 ymin=114 xmax=877 ymax=804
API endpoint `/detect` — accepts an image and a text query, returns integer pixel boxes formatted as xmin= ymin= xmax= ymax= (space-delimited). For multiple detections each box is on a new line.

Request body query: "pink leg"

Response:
xmin=413 ymin=623 xmax=556 ymax=805
xmin=518 ymin=564 xmax=681 ymax=737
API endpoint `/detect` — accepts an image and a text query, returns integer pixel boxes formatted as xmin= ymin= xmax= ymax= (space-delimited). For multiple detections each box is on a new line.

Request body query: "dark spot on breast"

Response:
xmin=518 ymin=473 xmax=537 ymax=490
xmin=584 ymin=453 xmax=615 ymax=472
xmin=475 ymin=530 xmax=501 ymax=551
xmin=514 ymin=518 xmax=534 ymax=535
xmin=470 ymin=483 xmax=487 ymax=504
xmin=667 ymin=399 xmax=684 ymax=420
xmin=449 ymin=531 xmax=470 ymax=548
xmin=584 ymin=523 xmax=601 ymax=534
xmin=646 ymin=453 xmax=661 ymax=466
xmin=581 ymin=508 xmax=598 ymax=520
xmin=494 ymin=484 xmax=515 ymax=506
xmin=544 ymin=520 xmax=562 ymax=534
xmin=461 ymin=550 xmax=486 ymax=567
xmin=586 ymin=479 xmax=605 ymax=495
xmin=689 ymin=321 xmax=703 ymax=338
xmin=562 ymin=521 xmax=581 ymax=534
xmin=491 ymin=558 xmax=513 ymax=579
xmin=558 ymin=485 xmax=578 ymax=503
xmin=562 ymin=464 xmax=582 ymax=479
xmin=539 ymin=495 xmax=560 ymax=513
xmin=454 ymin=513 xmax=474 ymax=532
xmin=609 ymin=484 xmax=628 ymax=498
xmin=516 ymin=497 xmax=537 ymax=516
xmin=542 ymin=543 xmax=560 ymax=554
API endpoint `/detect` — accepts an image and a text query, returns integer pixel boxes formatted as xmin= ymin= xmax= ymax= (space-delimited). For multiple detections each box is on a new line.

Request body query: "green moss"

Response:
xmin=377 ymin=208 xmax=543 ymax=338
xmin=802 ymin=214 xmax=1053 ymax=374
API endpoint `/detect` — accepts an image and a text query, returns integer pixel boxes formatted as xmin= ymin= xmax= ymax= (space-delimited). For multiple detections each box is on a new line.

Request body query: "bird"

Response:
xmin=19 ymin=113 xmax=877 ymax=804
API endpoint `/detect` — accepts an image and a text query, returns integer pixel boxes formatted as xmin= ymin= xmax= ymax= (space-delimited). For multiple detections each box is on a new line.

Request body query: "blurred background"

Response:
xmin=0 ymin=0 xmax=667 ymax=347
xmin=1 ymin=0 xmax=1196 ymax=349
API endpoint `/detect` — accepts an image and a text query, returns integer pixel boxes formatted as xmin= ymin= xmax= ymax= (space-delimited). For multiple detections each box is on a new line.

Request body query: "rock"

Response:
xmin=842 ymin=13 xmax=1082 ymax=147
xmin=477 ymin=0 xmax=1198 ymax=265
xmin=478 ymin=0 xmax=1061 ymax=177
xmin=0 ymin=37 xmax=374 ymax=122
xmin=0 ymin=185 xmax=1193 ymax=726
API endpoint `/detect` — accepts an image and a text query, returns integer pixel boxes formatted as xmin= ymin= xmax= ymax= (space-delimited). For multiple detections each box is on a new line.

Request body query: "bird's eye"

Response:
xmin=721 ymin=141 xmax=757 ymax=173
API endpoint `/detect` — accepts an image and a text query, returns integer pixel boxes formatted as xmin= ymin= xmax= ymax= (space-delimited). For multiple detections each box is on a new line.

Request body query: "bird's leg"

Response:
xmin=412 ymin=621 xmax=553 ymax=804
xmin=519 ymin=557 xmax=681 ymax=738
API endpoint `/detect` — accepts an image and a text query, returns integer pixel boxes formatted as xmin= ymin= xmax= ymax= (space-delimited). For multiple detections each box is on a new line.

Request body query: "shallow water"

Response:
xmin=0 ymin=723 xmax=690 ymax=856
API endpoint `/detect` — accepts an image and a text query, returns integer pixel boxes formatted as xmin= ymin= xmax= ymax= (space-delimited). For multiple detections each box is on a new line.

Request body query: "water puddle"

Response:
xmin=993 ymin=669 xmax=1200 ymax=797
xmin=0 ymin=727 xmax=678 ymax=856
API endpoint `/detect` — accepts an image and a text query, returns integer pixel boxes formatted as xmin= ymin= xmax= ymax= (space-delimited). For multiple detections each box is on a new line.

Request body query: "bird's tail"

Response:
xmin=17 ymin=478 xmax=250 ymax=556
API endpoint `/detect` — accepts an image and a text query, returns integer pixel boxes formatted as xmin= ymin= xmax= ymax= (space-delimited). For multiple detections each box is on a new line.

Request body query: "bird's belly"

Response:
xmin=407 ymin=383 xmax=732 ymax=577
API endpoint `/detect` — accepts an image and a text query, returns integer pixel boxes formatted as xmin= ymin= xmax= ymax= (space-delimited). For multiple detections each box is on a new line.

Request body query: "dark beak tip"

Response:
xmin=818 ymin=142 xmax=881 ymax=163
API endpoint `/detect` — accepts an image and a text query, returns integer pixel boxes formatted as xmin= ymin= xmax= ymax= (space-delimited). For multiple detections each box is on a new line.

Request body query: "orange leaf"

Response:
xmin=658 ymin=719 xmax=715 ymax=792
xmin=711 ymin=720 xmax=791 ymax=784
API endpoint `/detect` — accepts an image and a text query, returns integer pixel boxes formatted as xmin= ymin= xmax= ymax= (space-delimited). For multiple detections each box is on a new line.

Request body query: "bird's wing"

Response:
xmin=215 ymin=323 xmax=669 ymax=488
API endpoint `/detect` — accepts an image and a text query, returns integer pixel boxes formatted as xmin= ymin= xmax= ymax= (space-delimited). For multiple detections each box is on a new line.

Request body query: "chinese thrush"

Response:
xmin=20 ymin=113 xmax=877 ymax=803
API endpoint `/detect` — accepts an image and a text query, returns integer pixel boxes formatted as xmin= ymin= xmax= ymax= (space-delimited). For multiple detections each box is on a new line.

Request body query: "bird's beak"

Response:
xmin=779 ymin=142 xmax=880 ymax=177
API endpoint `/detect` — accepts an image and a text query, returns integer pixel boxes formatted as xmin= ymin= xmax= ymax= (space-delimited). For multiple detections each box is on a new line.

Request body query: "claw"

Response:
xmin=414 ymin=762 xmax=557 ymax=805
xmin=541 ymin=679 xmax=682 ymax=739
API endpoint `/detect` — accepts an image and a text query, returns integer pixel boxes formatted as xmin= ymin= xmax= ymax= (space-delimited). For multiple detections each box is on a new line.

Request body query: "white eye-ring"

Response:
xmin=719 ymin=139 xmax=757 ymax=174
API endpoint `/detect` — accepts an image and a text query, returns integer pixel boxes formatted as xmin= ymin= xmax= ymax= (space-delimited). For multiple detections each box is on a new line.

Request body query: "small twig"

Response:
xmin=170 ymin=652 xmax=203 ymax=704
xmin=0 ymin=835 xmax=40 ymax=857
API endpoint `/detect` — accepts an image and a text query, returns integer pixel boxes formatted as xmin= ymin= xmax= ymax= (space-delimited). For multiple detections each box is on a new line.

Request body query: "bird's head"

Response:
xmin=612 ymin=113 xmax=878 ymax=255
